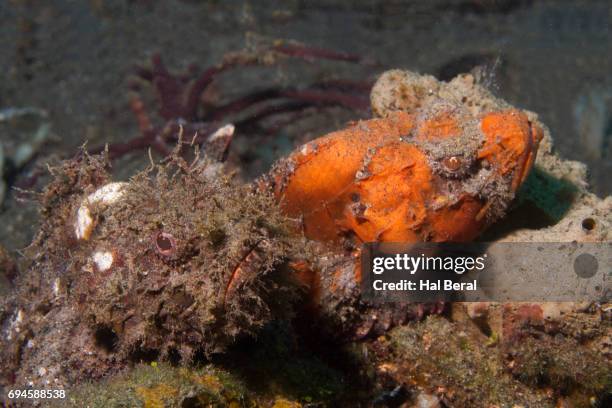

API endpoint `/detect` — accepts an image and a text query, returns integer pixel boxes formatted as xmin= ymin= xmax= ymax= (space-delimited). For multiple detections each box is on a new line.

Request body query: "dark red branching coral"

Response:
xmin=93 ymin=42 xmax=373 ymax=161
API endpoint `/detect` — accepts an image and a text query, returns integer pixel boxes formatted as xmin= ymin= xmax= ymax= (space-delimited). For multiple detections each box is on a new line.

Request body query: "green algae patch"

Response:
xmin=516 ymin=167 xmax=578 ymax=223
xmin=59 ymin=363 xmax=251 ymax=407
xmin=507 ymin=335 xmax=612 ymax=407
xmin=383 ymin=316 xmax=554 ymax=407
xmin=57 ymin=358 xmax=339 ymax=407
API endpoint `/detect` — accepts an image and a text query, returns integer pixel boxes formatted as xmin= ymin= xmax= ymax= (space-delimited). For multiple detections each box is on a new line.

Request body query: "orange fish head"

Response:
xmin=413 ymin=102 xmax=541 ymax=191
xmin=477 ymin=110 xmax=543 ymax=193
xmin=268 ymin=98 xmax=543 ymax=245
xmin=408 ymin=102 xmax=543 ymax=240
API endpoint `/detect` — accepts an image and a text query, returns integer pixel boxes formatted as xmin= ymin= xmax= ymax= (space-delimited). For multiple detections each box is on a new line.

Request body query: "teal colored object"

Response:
xmin=516 ymin=167 xmax=578 ymax=222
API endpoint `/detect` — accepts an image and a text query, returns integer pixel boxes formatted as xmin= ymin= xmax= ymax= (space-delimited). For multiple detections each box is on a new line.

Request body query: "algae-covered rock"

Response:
xmin=370 ymin=69 xmax=511 ymax=119
xmin=369 ymin=316 xmax=555 ymax=407
xmin=51 ymin=322 xmax=352 ymax=407
xmin=365 ymin=312 xmax=611 ymax=407
xmin=506 ymin=335 xmax=612 ymax=407
xmin=492 ymin=114 xmax=610 ymax=243
xmin=56 ymin=363 xmax=252 ymax=407
xmin=0 ymin=151 xmax=304 ymax=388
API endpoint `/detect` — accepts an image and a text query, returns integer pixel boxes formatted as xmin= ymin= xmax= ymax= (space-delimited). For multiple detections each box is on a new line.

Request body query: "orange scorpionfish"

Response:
xmin=266 ymin=70 xmax=544 ymax=338
xmin=0 ymin=70 xmax=544 ymax=388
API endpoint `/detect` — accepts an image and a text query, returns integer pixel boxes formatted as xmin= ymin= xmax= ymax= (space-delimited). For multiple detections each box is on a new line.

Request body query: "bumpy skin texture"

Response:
xmin=271 ymin=106 xmax=541 ymax=244
xmin=0 ymin=70 xmax=544 ymax=389
xmin=267 ymin=71 xmax=543 ymax=338
xmin=0 ymin=154 xmax=300 ymax=387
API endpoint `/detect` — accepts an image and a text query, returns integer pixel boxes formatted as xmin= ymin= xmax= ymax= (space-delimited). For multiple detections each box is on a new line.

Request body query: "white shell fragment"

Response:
xmin=74 ymin=182 xmax=127 ymax=241
xmin=87 ymin=182 xmax=126 ymax=204
xmin=92 ymin=250 xmax=114 ymax=272
xmin=208 ymin=123 xmax=235 ymax=141
xmin=6 ymin=309 xmax=24 ymax=341
xmin=74 ymin=206 xmax=93 ymax=241
xmin=52 ymin=278 xmax=61 ymax=297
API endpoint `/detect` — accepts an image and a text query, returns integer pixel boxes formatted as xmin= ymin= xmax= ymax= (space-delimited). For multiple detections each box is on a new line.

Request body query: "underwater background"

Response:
xmin=0 ymin=1 xmax=610 ymax=407
xmin=0 ymin=0 xmax=610 ymax=251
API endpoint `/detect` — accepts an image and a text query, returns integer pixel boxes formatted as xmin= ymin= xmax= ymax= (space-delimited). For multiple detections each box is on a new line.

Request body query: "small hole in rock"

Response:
xmin=167 ymin=348 xmax=182 ymax=366
xmin=581 ymin=218 xmax=596 ymax=231
xmin=36 ymin=302 xmax=52 ymax=316
xmin=208 ymin=228 xmax=226 ymax=247
xmin=94 ymin=325 xmax=118 ymax=353
xmin=181 ymin=396 xmax=199 ymax=408
xmin=129 ymin=348 xmax=160 ymax=364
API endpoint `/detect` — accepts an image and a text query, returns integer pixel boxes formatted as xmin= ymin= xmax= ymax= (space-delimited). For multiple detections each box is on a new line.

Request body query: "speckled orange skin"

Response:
xmin=266 ymin=105 xmax=542 ymax=338
xmin=271 ymin=109 xmax=542 ymax=245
